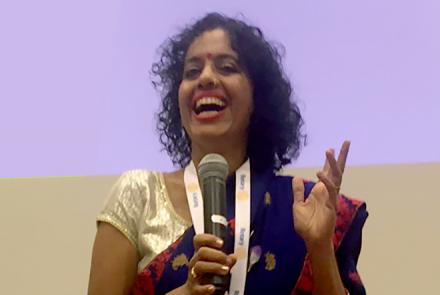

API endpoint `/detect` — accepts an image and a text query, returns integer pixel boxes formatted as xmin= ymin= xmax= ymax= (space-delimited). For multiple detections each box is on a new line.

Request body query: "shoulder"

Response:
xmin=97 ymin=170 xmax=163 ymax=246
xmin=106 ymin=169 xmax=172 ymax=209
xmin=113 ymin=169 xmax=159 ymax=190
xmin=162 ymin=170 xmax=184 ymax=184
xmin=336 ymin=194 xmax=368 ymax=242
xmin=99 ymin=169 xmax=164 ymax=218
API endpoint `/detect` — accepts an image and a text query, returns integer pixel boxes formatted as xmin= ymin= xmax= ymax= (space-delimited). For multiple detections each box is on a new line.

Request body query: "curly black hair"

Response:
xmin=152 ymin=12 xmax=306 ymax=172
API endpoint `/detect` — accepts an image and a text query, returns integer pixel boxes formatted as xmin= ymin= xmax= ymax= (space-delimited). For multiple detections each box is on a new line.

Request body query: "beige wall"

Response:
xmin=0 ymin=163 xmax=439 ymax=294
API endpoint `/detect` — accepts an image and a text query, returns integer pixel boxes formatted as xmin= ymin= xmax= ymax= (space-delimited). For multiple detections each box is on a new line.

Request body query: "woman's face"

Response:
xmin=178 ymin=28 xmax=253 ymax=147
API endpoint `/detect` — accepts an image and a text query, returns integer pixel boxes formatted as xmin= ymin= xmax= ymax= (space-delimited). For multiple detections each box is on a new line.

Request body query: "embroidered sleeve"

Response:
xmin=336 ymin=203 xmax=368 ymax=295
xmin=97 ymin=170 xmax=150 ymax=248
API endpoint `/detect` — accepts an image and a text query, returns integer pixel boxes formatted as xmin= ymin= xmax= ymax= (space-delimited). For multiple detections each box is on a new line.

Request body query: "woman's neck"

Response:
xmin=191 ymin=141 xmax=247 ymax=176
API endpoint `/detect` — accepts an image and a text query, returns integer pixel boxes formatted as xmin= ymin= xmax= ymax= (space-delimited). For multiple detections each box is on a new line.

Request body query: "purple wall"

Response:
xmin=1 ymin=0 xmax=439 ymax=177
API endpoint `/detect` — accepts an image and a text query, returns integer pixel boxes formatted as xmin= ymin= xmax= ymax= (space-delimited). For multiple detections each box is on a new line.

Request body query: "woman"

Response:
xmin=88 ymin=13 xmax=367 ymax=295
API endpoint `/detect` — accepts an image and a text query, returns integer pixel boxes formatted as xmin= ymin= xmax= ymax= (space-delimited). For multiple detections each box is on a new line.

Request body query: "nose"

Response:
xmin=198 ymin=64 xmax=219 ymax=89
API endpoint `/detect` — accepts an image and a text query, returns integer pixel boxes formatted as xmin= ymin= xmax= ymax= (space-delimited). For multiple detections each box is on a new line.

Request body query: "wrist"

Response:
xmin=306 ymin=240 xmax=345 ymax=295
xmin=306 ymin=239 xmax=334 ymax=257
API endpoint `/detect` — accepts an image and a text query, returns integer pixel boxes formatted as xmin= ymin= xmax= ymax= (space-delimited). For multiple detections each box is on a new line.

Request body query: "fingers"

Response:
xmin=193 ymin=234 xmax=224 ymax=252
xmin=326 ymin=149 xmax=341 ymax=183
xmin=317 ymin=171 xmax=338 ymax=207
xmin=188 ymin=234 xmax=232 ymax=293
xmin=190 ymin=253 xmax=236 ymax=278
xmin=323 ymin=148 xmax=334 ymax=173
xmin=324 ymin=140 xmax=351 ymax=187
xmin=191 ymin=234 xmax=230 ymax=272
xmin=337 ymin=140 xmax=350 ymax=174
xmin=293 ymin=177 xmax=305 ymax=204
xmin=194 ymin=246 xmax=229 ymax=265
xmin=192 ymin=260 xmax=230 ymax=277
xmin=191 ymin=284 xmax=216 ymax=295
xmin=227 ymin=254 xmax=237 ymax=268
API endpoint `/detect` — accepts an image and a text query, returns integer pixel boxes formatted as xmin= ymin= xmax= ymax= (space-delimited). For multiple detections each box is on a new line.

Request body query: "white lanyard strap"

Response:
xmin=229 ymin=160 xmax=251 ymax=295
xmin=184 ymin=161 xmax=204 ymax=235
xmin=184 ymin=160 xmax=251 ymax=295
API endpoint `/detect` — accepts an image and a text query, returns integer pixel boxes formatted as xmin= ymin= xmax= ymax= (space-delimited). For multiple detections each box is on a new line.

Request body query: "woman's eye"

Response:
xmin=183 ymin=68 xmax=200 ymax=79
xmin=218 ymin=64 xmax=239 ymax=74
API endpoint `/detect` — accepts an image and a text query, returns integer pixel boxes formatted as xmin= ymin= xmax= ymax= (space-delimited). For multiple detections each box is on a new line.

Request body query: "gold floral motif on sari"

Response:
xmin=171 ymin=253 xmax=189 ymax=271
xmin=264 ymin=252 xmax=276 ymax=271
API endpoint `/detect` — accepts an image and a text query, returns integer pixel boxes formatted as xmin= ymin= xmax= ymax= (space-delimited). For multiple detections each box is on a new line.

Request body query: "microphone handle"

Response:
xmin=202 ymin=176 xmax=229 ymax=294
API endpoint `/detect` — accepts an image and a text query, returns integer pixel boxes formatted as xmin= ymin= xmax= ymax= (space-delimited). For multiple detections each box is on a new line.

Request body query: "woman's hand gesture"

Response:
xmin=292 ymin=141 xmax=350 ymax=248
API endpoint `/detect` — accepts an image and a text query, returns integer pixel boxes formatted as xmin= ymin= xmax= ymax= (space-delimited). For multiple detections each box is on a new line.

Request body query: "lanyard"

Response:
xmin=184 ymin=160 xmax=251 ymax=295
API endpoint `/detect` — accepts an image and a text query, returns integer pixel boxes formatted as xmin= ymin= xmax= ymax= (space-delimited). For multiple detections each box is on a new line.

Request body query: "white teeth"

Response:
xmin=195 ymin=97 xmax=225 ymax=109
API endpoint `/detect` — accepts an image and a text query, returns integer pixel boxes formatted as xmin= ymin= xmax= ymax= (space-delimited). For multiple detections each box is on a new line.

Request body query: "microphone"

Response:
xmin=198 ymin=154 xmax=229 ymax=294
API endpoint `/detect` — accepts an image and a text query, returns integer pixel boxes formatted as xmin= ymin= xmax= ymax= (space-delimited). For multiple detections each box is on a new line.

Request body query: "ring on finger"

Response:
xmin=190 ymin=266 xmax=198 ymax=279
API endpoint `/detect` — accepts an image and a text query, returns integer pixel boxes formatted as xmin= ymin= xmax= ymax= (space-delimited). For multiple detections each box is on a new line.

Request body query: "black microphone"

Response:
xmin=198 ymin=154 xmax=229 ymax=294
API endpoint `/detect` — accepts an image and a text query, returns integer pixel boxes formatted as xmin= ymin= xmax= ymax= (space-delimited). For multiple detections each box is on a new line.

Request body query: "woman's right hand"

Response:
xmin=182 ymin=234 xmax=237 ymax=295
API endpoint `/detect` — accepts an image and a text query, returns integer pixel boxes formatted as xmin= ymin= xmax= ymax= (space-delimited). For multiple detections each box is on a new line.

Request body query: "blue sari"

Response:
xmin=132 ymin=167 xmax=367 ymax=295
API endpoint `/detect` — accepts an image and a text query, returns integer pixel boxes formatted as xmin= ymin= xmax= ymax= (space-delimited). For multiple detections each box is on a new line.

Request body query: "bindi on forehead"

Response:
xmin=206 ymin=52 xmax=213 ymax=59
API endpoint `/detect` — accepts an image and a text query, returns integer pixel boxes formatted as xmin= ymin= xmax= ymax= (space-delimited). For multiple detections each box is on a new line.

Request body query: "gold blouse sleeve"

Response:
xmin=97 ymin=170 xmax=151 ymax=248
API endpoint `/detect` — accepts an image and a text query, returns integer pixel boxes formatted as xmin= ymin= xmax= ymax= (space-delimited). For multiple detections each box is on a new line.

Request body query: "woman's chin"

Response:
xmin=191 ymin=128 xmax=228 ymax=139
xmin=188 ymin=123 xmax=231 ymax=142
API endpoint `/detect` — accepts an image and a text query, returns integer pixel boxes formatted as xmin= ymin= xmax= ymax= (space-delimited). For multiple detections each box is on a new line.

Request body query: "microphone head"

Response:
xmin=198 ymin=153 xmax=229 ymax=181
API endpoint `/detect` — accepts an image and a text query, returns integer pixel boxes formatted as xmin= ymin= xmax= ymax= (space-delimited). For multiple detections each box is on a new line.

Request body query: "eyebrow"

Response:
xmin=185 ymin=53 xmax=239 ymax=64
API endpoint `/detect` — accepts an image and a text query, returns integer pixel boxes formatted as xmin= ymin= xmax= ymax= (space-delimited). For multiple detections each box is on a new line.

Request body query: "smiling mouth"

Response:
xmin=193 ymin=97 xmax=227 ymax=115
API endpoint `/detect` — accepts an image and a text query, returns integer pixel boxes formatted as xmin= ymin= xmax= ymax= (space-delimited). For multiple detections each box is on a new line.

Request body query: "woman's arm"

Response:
xmin=292 ymin=142 xmax=352 ymax=295
xmin=308 ymin=242 xmax=345 ymax=295
xmin=88 ymin=222 xmax=139 ymax=295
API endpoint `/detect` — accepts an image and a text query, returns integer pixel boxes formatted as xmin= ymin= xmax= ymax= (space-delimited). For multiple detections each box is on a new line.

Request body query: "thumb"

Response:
xmin=292 ymin=177 xmax=305 ymax=204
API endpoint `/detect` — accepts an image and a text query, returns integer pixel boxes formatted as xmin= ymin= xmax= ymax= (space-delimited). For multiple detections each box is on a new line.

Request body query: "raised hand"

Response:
xmin=292 ymin=141 xmax=350 ymax=248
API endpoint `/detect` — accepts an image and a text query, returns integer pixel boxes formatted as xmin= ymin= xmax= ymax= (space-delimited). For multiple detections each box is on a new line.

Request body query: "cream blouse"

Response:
xmin=97 ymin=170 xmax=191 ymax=272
